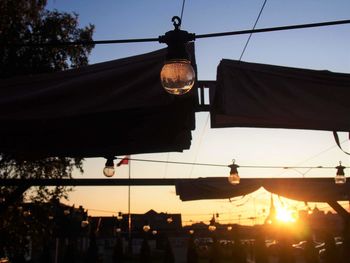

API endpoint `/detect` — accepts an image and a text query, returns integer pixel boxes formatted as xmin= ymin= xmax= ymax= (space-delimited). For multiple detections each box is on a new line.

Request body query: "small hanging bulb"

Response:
xmin=228 ymin=159 xmax=240 ymax=185
xmin=103 ymin=157 xmax=115 ymax=177
xmin=143 ymin=224 xmax=151 ymax=233
xmin=335 ymin=161 xmax=346 ymax=184
xmin=208 ymin=214 xmax=216 ymax=231
xmin=159 ymin=16 xmax=196 ymax=95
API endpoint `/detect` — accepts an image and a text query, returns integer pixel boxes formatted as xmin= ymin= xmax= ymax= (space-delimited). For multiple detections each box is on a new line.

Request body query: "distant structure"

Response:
xmin=88 ymin=210 xmax=183 ymax=262
xmin=264 ymin=194 xmax=276 ymax=225
xmin=120 ymin=209 xmax=182 ymax=234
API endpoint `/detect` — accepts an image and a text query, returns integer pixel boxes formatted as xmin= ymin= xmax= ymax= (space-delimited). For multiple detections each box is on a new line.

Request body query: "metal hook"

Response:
xmin=172 ymin=16 xmax=181 ymax=30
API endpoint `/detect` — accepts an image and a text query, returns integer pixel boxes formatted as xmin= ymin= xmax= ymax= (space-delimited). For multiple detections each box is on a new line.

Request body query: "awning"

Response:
xmin=176 ymin=177 xmax=350 ymax=202
xmin=211 ymin=59 xmax=350 ymax=131
xmin=0 ymin=45 xmax=197 ymax=158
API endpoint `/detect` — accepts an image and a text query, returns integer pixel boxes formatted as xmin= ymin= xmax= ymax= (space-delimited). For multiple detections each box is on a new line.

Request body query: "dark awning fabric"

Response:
xmin=0 ymin=45 xmax=197 ymax=158
xmin=176 ymin=177 xmax=350 ymax=202
xmin=211 ymin=59 xmax=350 ymax=131
xmin=176 ymin=177 xmax=261 ymax=201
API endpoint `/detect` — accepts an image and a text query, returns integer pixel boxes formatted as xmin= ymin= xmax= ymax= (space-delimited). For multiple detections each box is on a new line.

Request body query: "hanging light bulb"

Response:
xmin=208 ymin=225 xmax=216 ymax=232
xmin=335 ymin=161 xmax=346 ymax=184
xmin=159 ymin=16 xmax=196 ymax=95
xmin=143 ymin=224 xmax=151 ymax=233
xmin=81 ymin=220 xmax=89 ymax=228
xmin=103 ymin=157 xmax=115 ymax=177
xmin=208 ymin=214 xmax=216 ymax=232
xmin=228 ymin=159 xmax=240 ymax=185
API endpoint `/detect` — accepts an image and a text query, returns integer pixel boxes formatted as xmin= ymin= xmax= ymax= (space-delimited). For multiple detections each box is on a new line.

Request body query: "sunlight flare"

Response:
xmin=276 ymin=206 xmax=298 ymax=223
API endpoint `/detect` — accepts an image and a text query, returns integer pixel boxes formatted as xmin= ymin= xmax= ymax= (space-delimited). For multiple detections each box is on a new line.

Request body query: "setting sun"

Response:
xmin=276 ymin=206 xmax=298 ymax=223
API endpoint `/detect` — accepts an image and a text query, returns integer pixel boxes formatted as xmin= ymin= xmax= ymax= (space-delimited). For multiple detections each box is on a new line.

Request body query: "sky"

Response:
xmin=46 ymin=0 xmax=350 ymax=226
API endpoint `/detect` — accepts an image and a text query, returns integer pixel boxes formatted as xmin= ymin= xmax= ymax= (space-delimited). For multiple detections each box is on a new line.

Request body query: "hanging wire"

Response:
xmin=275 ymin=138 xmax=349 ymax=177
xmin=239 ymin=0 xmax=267 ymax=61
xmin=114 ymin=156 xmax=349 ymax=169
xmin=188 ymin=113 xmax=210 ymax=178
xmin=163 ymin=152 xmax=170 ymax=179
xmin=180 ymin=0 xmax=186 ymax=23
xmin=5 ymin=19 xmax=350 ymax=47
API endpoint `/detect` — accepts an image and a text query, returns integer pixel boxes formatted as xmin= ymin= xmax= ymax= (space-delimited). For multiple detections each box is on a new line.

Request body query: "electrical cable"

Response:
xmin=180 ymin=0 xmax=186 ymax=23
xmin=114 ymin=156 xmax=349 ymax=169
xmin=275 ymin=138 xmax=349 ymax=177
xmin=239 ymin=0 xmax=267 ymax=61
xmin=5 ymin=19 xmax=350 ymax=47
xmin=188 ymin=113 xmax=210 ymax=178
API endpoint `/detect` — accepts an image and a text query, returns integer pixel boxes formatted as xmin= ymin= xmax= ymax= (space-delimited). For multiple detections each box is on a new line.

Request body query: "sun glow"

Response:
xmin=276 ymin=206 xmax=297 ymax=223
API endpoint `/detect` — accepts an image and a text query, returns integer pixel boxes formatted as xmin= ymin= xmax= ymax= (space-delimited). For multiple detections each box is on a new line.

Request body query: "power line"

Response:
xmin=5 ymin=19 xmax=350 ymax=47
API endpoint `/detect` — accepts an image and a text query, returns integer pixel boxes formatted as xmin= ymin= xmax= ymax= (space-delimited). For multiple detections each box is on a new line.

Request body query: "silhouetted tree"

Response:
xmin=0 ymin=0 xmax=94 ymax=261
xmin=0 ymin=0 xmax=94 ymax=78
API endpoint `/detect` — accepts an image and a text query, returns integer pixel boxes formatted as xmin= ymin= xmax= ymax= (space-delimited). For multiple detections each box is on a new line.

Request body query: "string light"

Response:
xmin=228 ymin=159 xmax=240 ymax=185
xmin=143 ymin=224 xmax=151 ymax=232
xmin=159 ymin=16 xmax=195 ymax=95
xmin=113 ymin=157 xmax=349 ymax=170
xmin=103 ymin=157 xmax=115 ymax=177
xmin=335 ymin=161 xmax=346 ymax=184
xmin=8 ymin=19 xmax=350 ymax=47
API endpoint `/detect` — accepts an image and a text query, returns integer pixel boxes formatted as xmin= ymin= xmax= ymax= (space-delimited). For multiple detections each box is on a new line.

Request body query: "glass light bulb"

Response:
xmin=208 ymin=225 xmax=216 ymax=232
xmin=103 ymin=166 xmax=115 ymax=177
xmin=160 ymin=59 xmax=195 ymax=95
xmin=143 ymin=225 xmax=151 ymax=232
xmin=335 ymin=174 xmax=346 ymax=184
xmin=228 ymin=172 xmax=240 ymax=185
xmin=81 ymin=220 xmax=89 ymax=228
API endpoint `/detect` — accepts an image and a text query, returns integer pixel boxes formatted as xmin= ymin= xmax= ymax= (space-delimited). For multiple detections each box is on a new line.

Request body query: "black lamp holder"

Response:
xmin=159 ymin=16 xmax=195 ymax=61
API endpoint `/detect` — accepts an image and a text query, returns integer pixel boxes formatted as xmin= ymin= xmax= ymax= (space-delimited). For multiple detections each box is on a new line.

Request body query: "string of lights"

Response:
xmin=4 ymin=19 xmax=350 ymax=47
xmin=114 ymin=157 xmax=349 ymax=169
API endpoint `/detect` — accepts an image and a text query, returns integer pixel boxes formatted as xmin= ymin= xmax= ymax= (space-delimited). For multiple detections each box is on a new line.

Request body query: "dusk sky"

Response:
xmin=46 ymin=0 xmax=350 ymax=225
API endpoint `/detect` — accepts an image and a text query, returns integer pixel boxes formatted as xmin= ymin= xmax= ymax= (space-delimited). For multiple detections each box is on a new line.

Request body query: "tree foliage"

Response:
xmin=0 ymin=0 xmax=94 ymax=260
xmin=0 ymin=0 xmax=95 ymax=77
xmin=0 ymin=0 xmax=94 ymax=200
xmin=0 ymin=0 xmax=95 ymax=209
